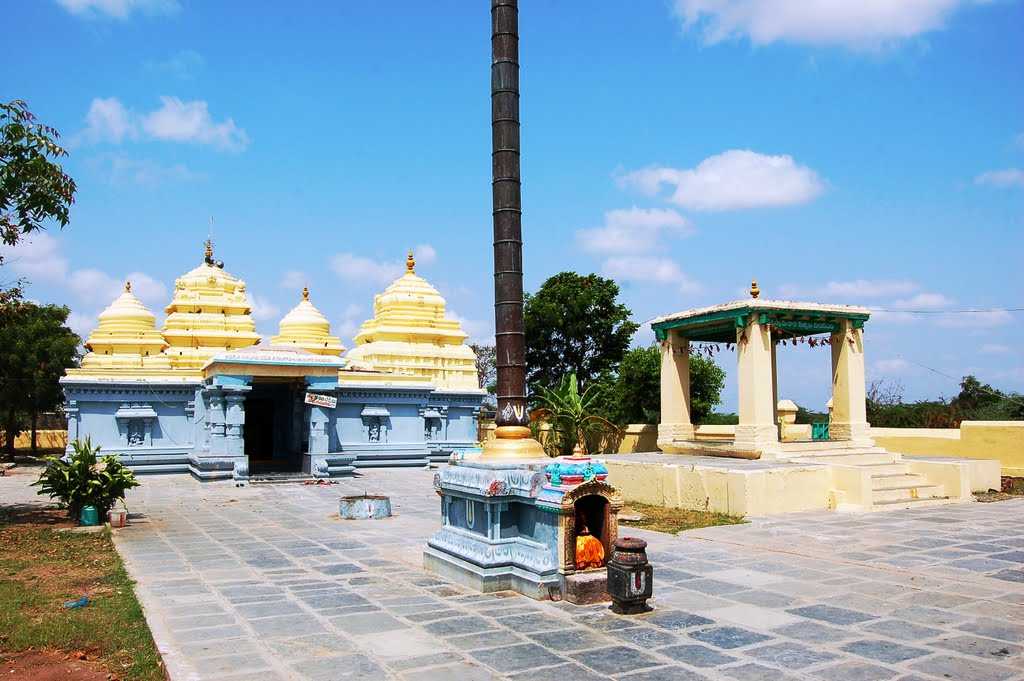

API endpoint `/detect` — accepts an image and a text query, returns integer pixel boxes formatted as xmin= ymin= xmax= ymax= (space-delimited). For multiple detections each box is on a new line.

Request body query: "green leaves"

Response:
xmin=533 ymin=373 xmax=622 ymax=457
xmin=1 ymin=99 xmax=76 ymax=252
xmin=524 ymin=272 xmax=638 ymax=391
xmin=33 ymin=438 xmax=140 ymax=518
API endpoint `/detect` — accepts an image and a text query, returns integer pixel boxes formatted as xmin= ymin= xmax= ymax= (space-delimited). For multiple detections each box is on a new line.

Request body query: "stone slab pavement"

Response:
xmin=3 ymin=467 xmax=1023 ymax=681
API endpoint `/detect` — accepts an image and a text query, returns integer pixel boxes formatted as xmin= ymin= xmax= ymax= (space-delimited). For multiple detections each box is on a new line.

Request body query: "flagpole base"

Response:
xmin=480 ymin=426 xmax=546 ymax=460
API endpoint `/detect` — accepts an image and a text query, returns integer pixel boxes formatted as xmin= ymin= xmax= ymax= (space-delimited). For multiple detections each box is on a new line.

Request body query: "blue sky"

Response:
xmin=2 ymin=0 xmax=1022 ymax=412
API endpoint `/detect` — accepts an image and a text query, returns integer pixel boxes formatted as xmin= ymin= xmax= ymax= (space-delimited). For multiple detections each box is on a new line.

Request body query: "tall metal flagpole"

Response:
xmin=482 ymin=0 xmax=544 ymax=459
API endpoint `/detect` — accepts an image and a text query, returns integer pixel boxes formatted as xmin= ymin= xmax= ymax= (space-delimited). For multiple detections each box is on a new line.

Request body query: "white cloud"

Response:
xmin=247 ymin=294 xmax=281 ymax=322
xmin=93 ymin=154 xmax=203 ymax=186
xmin=874 ymin=358 xmax=910 ymax=374
xmin=619 ymin=150 xmax=824 ymax=211
xmin=935 ymin=310 xmax=1013 ymax=328
xmin=57 ymin=0 xmax=180 ymax=20
xmin=448 ymin=309 xmax=493 ymax=345
xmin=0 ymin=233 xmax=69 ymax=283
xmin=81 ymin=97 xmax=137 ymax=144
xmin=577 ymin=207 xmax=693 ymax=254
xmin=77 ymin=96 xmax=249 ymax=152
xmin=1 ymin=234 xmax=167 ymax=324
xmin=820 ymin=279 xmax=918 ymax=298
xmin=414 ymin=244 xmax=437 ymax=266
xmin=601 ymin=256 xmax=702 ymax=293
xmin=980 ymin=343 xmax=1011 ymax=354
xmin=891 ymin=292 xmax=955 ymax=310
xmin=68 ymin=268 xmax=167 ymax=305
xmin=280 ymin=270 xmax=309 ymax=290
xmin=330 ymin=253 xmax=403 ymax=285
xmin=975 ymin=168 xmax=1024 ymax=189
xmin=67 ymin=310 xmax=99 ymax=339
xmin=336 ymin=303 xmax=365 ymax=342
xmin=142 ymin=97 xmax=249 ymax=152
xmin=671 ymin=0 xmax=981 ymax=50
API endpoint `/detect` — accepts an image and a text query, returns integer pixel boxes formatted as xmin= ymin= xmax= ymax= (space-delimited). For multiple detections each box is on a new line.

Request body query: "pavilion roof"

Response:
xmin=651 ymin=298 xmax=871 ymax=343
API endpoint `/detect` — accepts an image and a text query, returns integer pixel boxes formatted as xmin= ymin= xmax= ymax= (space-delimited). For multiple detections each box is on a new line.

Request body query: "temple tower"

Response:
xmin=161 ymin=240 xmax=260 ymax=372
xmin=342 ymin=251 xmax=479 ymax=390
xmin=270 ymin=287 xmax=345 ymax=356
xmin=72 ymin=282 xmax=173 ymax=375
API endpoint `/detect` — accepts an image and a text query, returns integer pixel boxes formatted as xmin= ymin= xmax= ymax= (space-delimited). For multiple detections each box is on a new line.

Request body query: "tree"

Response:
xmin=524 ymin=272 xmax=638 ymax=391
xmin=1 ymin=99 xmax=76 ymax=255
xmin=470 ymin=343 xmax=497 ymax=407
xmin=0 ymin=300 xmax=80 ymax=458
xmin=598 ymin=345 xmax=726 ymax=426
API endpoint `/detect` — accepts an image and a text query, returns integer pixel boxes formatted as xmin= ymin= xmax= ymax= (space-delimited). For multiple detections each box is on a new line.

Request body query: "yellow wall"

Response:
xmin=872 ymin=421 xmax=1023 ymax=477
xmin=2 ymin=429 xmax=67 ymax=451
xmin=604 ymin=459 xmax=832 ymax=517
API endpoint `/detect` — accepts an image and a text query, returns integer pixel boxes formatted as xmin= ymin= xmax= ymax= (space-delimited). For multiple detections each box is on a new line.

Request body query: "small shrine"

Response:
xmin=61 ymin=242 xmax=485 ymax=481
xmin=651 ymin=282 xmax=872 ymax=459
xmin=425 ymin=454 xmax=622 ymax=602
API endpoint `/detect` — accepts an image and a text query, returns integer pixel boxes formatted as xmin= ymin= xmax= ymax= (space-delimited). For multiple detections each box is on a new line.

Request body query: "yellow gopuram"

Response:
xmin=161 ymin=240 xmax=261 ymax=373
xmin=70 ymin=282 xmax=173 ymax=377
xmin=271 ymin=287 xmax=345 ymax=356
xmin=342 ymin=251 xmax=479 ymax=390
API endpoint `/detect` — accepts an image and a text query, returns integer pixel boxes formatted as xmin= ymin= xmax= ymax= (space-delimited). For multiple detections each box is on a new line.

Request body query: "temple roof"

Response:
xmin=652 ymin=283 xmax=871 ymax=342
xmin=343 ymin=251 xmax=479 ymax=391
xmin=270 ymin=287 xmax=345 ymax=356
xmin=73 ymin=282 xmax=172 ymax=375
xmin=161 ymin=240 xmax=261 ymax=370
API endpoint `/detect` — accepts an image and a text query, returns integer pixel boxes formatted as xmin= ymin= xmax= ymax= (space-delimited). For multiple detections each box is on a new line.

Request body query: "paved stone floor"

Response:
xmin=5 ymin=468 xmax=1024 ymax=681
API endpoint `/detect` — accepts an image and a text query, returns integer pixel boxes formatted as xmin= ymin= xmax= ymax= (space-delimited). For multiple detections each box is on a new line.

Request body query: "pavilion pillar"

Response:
xmin=771 ymin=341 xmax=779 ymax=427
xmin=735 ymin=316 xmax=779 ymax=455
xmin=208 ymin=391 xmax=227 ymax=456
xmin=830 ymin=319 xmax=872 ymax=444
xmin=658 ymin=330 xmax=694 ymax=448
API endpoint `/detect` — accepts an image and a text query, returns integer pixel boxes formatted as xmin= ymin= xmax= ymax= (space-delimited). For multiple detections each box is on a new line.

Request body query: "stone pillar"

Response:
xmin=308 ymin=403 xmax=329 ymax=455
xmin=830 ymin=319 xmax=872 ymax=444
xmin=735 ymin=316 xmax=779 ymax=454
xmin=658 ymin=330 xmax=695 ymax=448
xmin=224 ymin=392 xmax=246 ymax=457
xmin=771 ymin=341 xmax=779 ymax=428
xmin=208 ymin=391 xmax=227 ymax=456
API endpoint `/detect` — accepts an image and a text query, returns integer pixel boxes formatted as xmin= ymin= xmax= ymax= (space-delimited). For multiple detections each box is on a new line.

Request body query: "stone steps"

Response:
xmin=872 ymin=483 xmax=945 ymax=504
xmin=779 ymin=441 xmax=877 ymax=453
xmin=353 ymin=456 xmax=430 ymax=469
xmin=790 ymin=452 xmax=898 ymax=466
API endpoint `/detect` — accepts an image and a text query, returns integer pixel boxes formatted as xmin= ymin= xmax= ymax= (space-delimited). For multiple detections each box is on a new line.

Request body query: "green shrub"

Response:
xmin=33 ymin=438 xmax=139 ymax=518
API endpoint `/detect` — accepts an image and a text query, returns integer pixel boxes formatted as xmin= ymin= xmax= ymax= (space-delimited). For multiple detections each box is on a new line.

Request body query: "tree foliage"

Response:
xmin=0 ymin=299 xmax=81 ymax=457
xmin=866 ymin=376 xmax=1024 ymax=428
xmin=596 ymin=345 xmax=726 ymax=426
xmin=524 ymin=272 xmax=638 ymax=391
xmin=1 ymin=99 xmax=76 ymax=252
xmin=469 ymin=343 xmax=496 ymax=405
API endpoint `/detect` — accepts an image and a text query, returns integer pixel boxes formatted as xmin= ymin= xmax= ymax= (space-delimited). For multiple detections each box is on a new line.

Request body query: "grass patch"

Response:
xmin=0 ymin=506 xmax=165 ymax=681
xmin=619 ymin=501 xmax=745 ymax=535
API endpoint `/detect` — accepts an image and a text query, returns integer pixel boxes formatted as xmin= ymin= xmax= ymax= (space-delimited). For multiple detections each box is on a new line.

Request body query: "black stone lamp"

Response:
xmin=607 ymin=537 xmax=654 ymax=614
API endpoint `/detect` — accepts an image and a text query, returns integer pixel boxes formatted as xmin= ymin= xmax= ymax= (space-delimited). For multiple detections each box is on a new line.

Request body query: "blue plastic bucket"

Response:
xmin=79 ymin=505 xmax=100 ymax=526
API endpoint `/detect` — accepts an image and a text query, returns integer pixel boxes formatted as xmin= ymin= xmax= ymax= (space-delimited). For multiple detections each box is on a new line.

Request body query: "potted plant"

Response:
xmin=34 ymin=438 xmax=139 ymax=524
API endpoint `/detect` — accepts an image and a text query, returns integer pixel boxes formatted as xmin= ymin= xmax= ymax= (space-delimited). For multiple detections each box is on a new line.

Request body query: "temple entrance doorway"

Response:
xmin=245 ymin=379 xmax=305 ymax=473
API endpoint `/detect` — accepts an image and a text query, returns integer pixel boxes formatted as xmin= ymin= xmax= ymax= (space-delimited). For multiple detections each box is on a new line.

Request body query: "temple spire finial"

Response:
xmin=302 ymin=286 xmax=310 ymax=301
xmin=406 ymin=249 xmax=415 ymax=273
xmin=125 ymin=281 xmax=132 ymax=293
xmin=204 ymin=238 xmax=214 ymax=264
xmin=750 ymin=279 xmax=760 ymax=299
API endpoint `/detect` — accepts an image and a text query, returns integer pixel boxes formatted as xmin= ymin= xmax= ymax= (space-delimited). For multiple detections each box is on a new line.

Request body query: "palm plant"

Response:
xmin=34 ymin=438 xmax=139 ymax=519
xmin=532 ymin=374 xmax=622 ymax=457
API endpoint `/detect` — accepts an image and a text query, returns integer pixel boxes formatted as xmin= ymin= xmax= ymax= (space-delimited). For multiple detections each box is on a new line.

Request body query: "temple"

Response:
xmin=60 ymin=242 xmax=484 ymax=481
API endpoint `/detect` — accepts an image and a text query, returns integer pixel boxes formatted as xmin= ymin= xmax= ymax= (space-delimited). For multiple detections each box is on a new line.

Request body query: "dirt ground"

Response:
xmin=0 ymin=649 xmax=114 ymax=681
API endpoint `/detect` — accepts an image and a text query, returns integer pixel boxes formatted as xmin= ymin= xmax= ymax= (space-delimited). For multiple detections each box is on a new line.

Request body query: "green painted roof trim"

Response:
xmin=652 ymin=304 xmax=869 ymax=342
